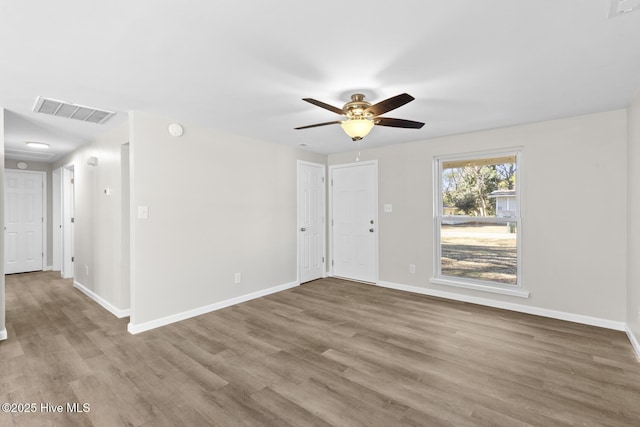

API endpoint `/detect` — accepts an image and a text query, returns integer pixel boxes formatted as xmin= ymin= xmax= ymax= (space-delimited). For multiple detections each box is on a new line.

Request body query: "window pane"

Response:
xmin=440 ymin=219 xmax=517 ymax=285
xmin=441 ymin=158 xmax=517 ymax=217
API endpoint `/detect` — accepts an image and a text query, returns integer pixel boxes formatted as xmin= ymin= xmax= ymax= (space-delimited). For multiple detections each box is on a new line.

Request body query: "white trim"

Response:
xmin=376 ymin=280 xmax=626 ymax=331
xmin=433 ymin=148 xmax=524 ymax=290
xmin=0 ymin=328 xmax=7 ymax=341
xmin=127 ymin=280 xmax=299 ymax=334
xmin=430 ymin=277 xmax=530 ymax=298
xmin=128 ymin=113 xmax=137 ymax=327
xmin=62 ymin=164 xmax=75 ymax=279
xmin=74 ymin=280 xmax=131 ymax=318
xmin=44 ymin=265 xmax=53 ymax=271
xmin=52 ymin=167 xmax=63 ymax=272
xmin=626 ymin=325 xmax=640 ymax=360
xmin=43 ymin=171 xmax=48 ymax=271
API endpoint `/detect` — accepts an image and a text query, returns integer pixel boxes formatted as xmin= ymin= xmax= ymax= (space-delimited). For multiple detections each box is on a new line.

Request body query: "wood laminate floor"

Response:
xmin=1 ymin=271 xmax=639 ymax=426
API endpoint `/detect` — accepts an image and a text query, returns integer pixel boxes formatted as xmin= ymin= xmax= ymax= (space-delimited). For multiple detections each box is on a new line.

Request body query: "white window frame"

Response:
xmin=431 ymin=148 xmax=529 ymax=298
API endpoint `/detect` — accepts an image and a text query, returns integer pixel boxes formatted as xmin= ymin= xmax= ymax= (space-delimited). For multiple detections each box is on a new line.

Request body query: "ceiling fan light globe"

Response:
xmin=341 ymin=119 xmax=374 ymax=140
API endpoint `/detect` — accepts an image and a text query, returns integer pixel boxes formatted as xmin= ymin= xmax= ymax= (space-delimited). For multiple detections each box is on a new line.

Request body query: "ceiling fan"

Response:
xmin=295 ymin=93 xmax=425 ymax=141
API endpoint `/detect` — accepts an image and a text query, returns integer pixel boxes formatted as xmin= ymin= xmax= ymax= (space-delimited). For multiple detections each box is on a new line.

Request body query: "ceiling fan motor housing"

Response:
xmin=343 ymin=94 xmax=373 ymax=119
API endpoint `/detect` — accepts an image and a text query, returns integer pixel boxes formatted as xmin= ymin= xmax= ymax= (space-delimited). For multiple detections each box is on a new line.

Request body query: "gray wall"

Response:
xmin=627 ymin=90 xmax=640 ymax=348
xmin=330 ymin=109 xmax=628 ymax=323
xmin=129 ymin=111 xmax=326 ymax=328
xmin=53 ymin=123 xmax=130 ymax=312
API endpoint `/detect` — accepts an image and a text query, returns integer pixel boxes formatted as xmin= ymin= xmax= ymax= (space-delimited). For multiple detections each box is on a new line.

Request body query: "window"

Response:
xmin=432 ymin=150 xmax=527 ymax=297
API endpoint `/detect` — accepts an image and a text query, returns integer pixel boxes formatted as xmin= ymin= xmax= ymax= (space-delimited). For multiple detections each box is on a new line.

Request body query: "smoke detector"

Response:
xmin=608 ymin=0 xmax=640 ymax=18
xmin=33 ymin=96 xmax=115 ymax=124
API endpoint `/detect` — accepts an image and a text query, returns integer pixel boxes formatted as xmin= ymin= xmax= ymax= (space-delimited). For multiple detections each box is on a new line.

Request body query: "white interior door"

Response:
xmin=331 ymin=161 xmax=377 ymax=283
xmin=4 ymin=170 xmax=44 ymax=274
xmin=62 ymin=166 xmax=75 ymax=279
xmin=52 ymin=167 xmax=62 ymax=271
xmin=298 ymin=161 xmax=325 ymax=284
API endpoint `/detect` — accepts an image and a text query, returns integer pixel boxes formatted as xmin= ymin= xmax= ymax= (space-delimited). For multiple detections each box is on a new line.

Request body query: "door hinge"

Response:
xmin=322 ymin=176 xmax=325 ymax=183
xmin=331 ymin=179 xmax=333 ymax=186
xmin=70 ymin=178 xmax=75 ymax=184
xmin=331 ymin=260 xmax=334 ymax=266
xmin=71 ymin=217 xmax=75 ymax=223
xmin=331 ymin=219 xmax=334 ymax=226
xmin=322 ymin=257 xmax=325 ymax=263
xmin=71 ymin=256 xmax=75 ymax=262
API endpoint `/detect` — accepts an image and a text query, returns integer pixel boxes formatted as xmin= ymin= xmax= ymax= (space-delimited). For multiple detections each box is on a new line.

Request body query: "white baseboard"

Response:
xmin=74 ymin=281 xmax=131 ymax=319
xmin=128 ymin=280 xmax=299 ymax=335
xmin=626 ymin=325 xmax=640 ymax=360
xmin=0 ymin=328 xmax=7 ymax=341
xmin=44 ymin=265 xmax=53 ymax=271
xmin=376 ymin=280 xmax=626 ymax=331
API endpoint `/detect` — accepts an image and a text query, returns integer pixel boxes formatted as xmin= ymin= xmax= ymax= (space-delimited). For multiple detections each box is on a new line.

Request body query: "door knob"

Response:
xmin=300 ymin=227 xmax=306 ymax=232
xmin=369 ymin=228 xmax=375 ymax=233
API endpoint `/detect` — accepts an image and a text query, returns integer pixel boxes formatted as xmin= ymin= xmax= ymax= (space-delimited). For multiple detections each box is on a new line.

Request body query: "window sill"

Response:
xmin=430 ymin=277 xmax=530 ymax=298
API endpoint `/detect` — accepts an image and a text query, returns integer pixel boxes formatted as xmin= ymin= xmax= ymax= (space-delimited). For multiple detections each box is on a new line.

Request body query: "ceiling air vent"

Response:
xmin=608 ymin=0 xmax=640 ymax=18
xmin=32 ymin=96 xmax=115 ymax=124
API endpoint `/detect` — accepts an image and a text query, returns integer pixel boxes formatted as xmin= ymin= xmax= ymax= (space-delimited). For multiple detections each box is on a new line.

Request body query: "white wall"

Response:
xmin=329 ymin=110 xmax=628 ymax=325
xmin=0 ymin=110 xmax=6 ymax=340
xmin=53 ymin=123 xmax=130 ymax=315
xmin=627 ymin=90 xmax=640 ymax=353
xmin=128 ymin=111 xmax=326 ymax=330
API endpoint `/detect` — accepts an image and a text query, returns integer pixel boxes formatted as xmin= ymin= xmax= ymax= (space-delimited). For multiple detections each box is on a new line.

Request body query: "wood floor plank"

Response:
xmin=249 ymin=386 xmax=333 ymax=427
xmin=2 ymin=271 xmax=640 ymax=426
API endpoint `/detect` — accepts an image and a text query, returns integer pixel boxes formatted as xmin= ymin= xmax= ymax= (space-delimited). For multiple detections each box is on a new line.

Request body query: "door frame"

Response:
xmin=61 ymin=163 xmax=75 ymax=279
xmin=297 ymin=160 xmax=326 ymax=284
xmin=4 ymin=169 xmax=47 ymax=273
xmin=328 ymin=160 xmax=379 ymax=283
xmin=52 ymin=167 xmax=62 ymax=271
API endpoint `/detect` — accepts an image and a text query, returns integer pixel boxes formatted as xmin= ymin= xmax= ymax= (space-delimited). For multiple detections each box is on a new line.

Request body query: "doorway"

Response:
xmin=52 ymin=167 xmax=62 ymax=271
xmin=329 ymin=161 xmax=378 ymax=283
xmin=61 ymin=165 xmax=75 ymax=279
xmin=4 ymin=170 xmax=46 ymax=274
xmin=297 ymin=161 xmax=326 ymax=284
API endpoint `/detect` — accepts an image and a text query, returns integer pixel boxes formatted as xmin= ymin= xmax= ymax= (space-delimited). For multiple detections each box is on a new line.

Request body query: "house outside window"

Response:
xmin=432 ymin=149 xmax=527 ymax=297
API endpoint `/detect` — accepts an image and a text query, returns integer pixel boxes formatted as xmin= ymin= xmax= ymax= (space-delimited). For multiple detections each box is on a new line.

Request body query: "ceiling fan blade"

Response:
xmin=294 ymin=120 xmax=342 ymax=130
xmin=365 ymin=93 xmax=415 ymax=116
xmin=302 ymin=98 xmax=345 ymax=115
xmin=375 ymin=117 xmax=425 ymax=129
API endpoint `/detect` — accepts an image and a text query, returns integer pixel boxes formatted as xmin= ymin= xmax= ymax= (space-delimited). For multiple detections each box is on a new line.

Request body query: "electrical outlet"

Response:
xmin=409 ymin=264 xmax=416 ymax=274
xmin=234 ymin=273 xmax=241 ymax=284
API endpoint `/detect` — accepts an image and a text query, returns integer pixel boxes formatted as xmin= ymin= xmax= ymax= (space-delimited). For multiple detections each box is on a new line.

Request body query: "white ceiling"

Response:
xmin=1 ymin=0 xmax=640 ymax=161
